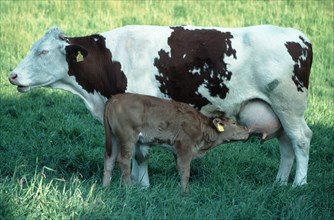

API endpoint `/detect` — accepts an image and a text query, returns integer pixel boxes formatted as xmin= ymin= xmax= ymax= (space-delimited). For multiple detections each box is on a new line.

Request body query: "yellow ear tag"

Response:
xmin=76 ymin=51 xmax=84 ymax=62
xmin=216 ymin=123 xmax=224 ymax=132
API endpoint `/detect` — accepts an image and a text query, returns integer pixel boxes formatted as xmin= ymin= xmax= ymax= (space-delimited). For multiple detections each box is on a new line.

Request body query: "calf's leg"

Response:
xmin=103 ymin=150 xmax=117 ymax=187
xmin=103 ymin=126 xmax=118 ymax=187
xmin=176 ymin=144 xmax=193 ymax=193
xmin=118 ymin=141 xmax=137 ymax=185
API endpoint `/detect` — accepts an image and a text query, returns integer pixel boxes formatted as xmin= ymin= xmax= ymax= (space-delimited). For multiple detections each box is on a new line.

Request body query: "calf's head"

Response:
xmin=212 ymin=117 xmax=249 ymax=143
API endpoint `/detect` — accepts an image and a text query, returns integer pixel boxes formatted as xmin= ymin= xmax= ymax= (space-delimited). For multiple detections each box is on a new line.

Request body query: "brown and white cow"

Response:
xmin=103 ymin=93 xmax=249 ymax=192
xmin=8 ymin=25 xmax=313 ymax=187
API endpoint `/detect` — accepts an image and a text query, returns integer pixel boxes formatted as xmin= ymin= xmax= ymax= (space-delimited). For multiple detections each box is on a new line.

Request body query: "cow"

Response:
xmin=103 ymin=93 xmax=249 ymax=192
xmin=8 ymin=25 xmax=313 ymax=187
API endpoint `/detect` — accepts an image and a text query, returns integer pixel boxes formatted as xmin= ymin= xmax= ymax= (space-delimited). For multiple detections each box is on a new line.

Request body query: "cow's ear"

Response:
xmin=65 ymin=45 xmax=88 ymax=62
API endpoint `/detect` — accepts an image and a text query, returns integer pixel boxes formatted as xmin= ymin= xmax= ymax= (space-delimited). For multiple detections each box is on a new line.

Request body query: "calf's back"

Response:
xmin=105 ymin=93 xmax=210 ymax=147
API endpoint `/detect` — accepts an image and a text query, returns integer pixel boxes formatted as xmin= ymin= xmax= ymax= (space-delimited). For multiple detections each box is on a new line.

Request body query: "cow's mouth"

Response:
xmin=17 ymin=85 xmax=31 ymax=93
xmin=16 ymin=81 xmax=54 ymax=93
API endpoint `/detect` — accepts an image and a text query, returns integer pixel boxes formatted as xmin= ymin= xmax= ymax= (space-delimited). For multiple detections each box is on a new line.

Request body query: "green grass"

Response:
xmin=1 ymin=0 xmax=333 ymax=219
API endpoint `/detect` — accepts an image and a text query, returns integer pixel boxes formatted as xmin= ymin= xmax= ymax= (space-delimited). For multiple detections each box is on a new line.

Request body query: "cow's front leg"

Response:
xmin=132 ymin=145 xmax=150 ymax=187
xmin=131 ymin=158 xmax=139 ymax=182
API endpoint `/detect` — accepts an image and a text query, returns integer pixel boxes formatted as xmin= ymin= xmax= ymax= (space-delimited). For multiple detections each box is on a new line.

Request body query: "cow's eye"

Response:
xmin=39 ymin=50 xmax=49 ymax=55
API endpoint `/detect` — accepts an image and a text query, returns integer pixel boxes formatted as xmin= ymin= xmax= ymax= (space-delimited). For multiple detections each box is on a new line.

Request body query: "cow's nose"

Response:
xmin=8 ymin=72 xmax=18 ymax=82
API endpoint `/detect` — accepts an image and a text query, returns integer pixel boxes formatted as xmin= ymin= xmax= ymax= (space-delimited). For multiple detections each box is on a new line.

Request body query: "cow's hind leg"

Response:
xmin=275 ymin=113 xmax=312 ymax=186
xmin=269 ymin=77 xmax=312 ymax=186
xmin=291 ymin=119 xmax=312 ymax=186
xmin=276 ymin=132 xmax=295 ymax=185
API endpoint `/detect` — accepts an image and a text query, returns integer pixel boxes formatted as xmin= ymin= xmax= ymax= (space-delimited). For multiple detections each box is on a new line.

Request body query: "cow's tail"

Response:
xmin=307 ymin=41 xmax=313 ymax=82
xmin=303 ymin=36 xmax=313 ymax=90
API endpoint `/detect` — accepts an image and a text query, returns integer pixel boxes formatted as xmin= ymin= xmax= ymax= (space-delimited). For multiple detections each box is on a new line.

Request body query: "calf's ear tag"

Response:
xmin=213 ymin=118 xmax=224 ymax=132
xmin=216 ymin=123 xmax=224 ymax=132
xmin=76 ymin=51 xmax=84 ymax=62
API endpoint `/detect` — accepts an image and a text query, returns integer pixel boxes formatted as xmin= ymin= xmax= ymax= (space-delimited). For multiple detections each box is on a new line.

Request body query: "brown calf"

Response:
xmin=103 ymin=93 xmax=249 ymax=192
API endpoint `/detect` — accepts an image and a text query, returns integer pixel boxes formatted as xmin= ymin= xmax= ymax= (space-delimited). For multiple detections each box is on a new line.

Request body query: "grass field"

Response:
xmin=1 ymin=0 xmax=333 ymax=219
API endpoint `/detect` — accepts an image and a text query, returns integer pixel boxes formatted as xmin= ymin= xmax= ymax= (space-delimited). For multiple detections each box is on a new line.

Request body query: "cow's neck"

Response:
xmin=65 ymin=35 xmax=127 ymax=100
xmin=51 ymin=76 xmax=107 ymax=122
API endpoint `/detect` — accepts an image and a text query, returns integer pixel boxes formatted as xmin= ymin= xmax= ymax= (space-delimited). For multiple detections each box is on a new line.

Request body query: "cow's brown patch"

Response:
xmin=285 ymin=36 xmax=313 ymax=92
xmin=154 ymin=26 xmax=237 ymax=109
xmin=65 ymin=34 xmax=127 ymax=98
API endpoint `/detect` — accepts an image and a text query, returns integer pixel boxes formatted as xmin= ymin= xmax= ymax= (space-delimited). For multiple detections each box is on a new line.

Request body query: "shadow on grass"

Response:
xmin=0 ymin=89 xmax=333 ymax=187
xmin=0 ymin=90 xmax=333 ymax=219
xmin=0 ymin=90 xmax=104 ymax=180
xmin=0 ymin=189 xmax=16 ymax=220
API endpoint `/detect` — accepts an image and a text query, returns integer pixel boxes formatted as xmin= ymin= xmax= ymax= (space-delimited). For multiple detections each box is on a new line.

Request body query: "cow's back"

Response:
xmin=102 ymin=25 xmax=312 ymax=118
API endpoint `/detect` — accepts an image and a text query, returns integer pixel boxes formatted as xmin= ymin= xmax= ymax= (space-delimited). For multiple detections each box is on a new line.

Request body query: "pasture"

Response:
xmin=0 ymin=1 xmax=333 ymax=219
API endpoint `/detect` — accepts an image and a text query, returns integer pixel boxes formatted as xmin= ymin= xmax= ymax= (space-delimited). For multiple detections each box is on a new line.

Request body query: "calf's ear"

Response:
xmin=65 ymin=45 xmax=88 ymax=62
xmin=212 ymin=118 xmax=225 ymax=132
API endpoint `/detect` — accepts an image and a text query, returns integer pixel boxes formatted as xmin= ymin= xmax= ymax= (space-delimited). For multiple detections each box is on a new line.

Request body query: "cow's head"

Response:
xmin=9 ymin=27 xmax=125 ymax=98
xmin=8 ymin=27 xmax=75 ymax=92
